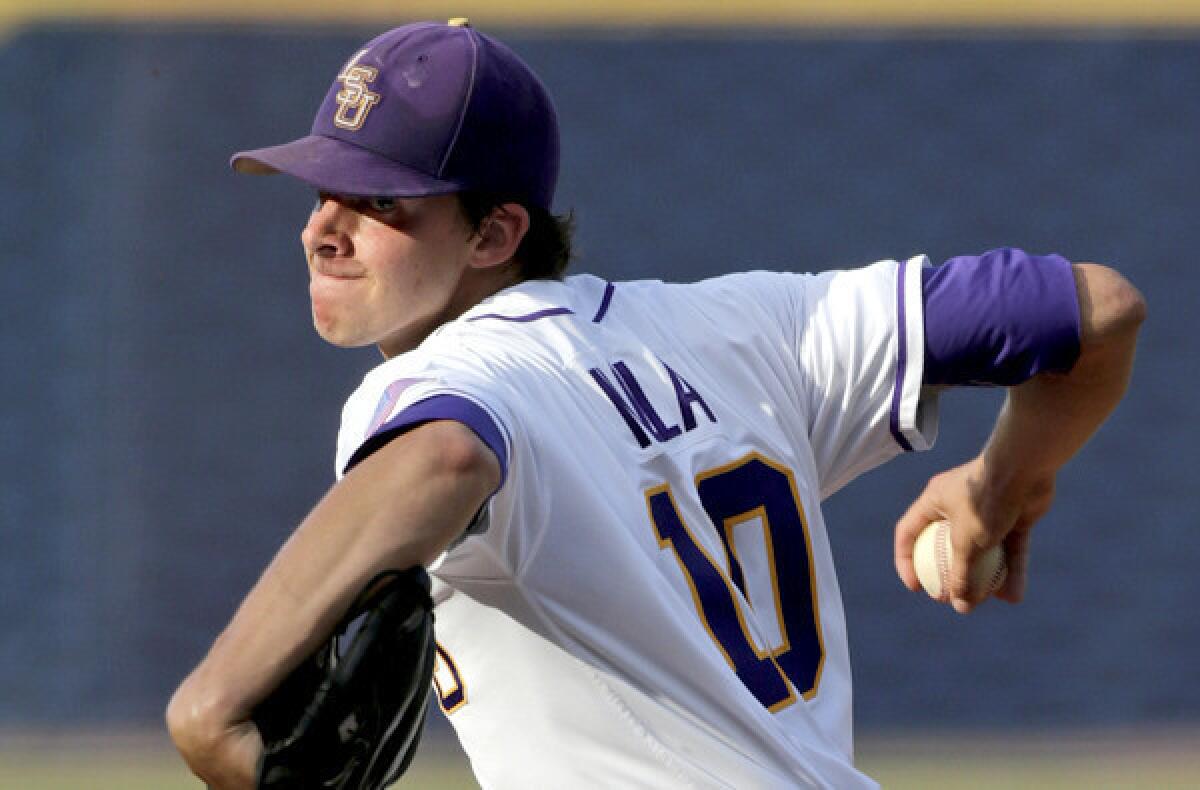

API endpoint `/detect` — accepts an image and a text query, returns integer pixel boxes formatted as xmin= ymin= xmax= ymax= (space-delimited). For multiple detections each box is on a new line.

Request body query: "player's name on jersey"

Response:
xmin=589 ymin=357 xmax=717 ymax=448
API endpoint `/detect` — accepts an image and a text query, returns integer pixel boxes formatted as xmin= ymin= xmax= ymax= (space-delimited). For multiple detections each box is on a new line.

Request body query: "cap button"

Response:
xmin=447 ymin=17 xmax=470 ymax=27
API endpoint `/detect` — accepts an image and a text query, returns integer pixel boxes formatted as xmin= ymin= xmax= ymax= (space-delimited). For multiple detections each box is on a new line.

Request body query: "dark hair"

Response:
xmin=456 ymin=192 xmax=575 ymax=281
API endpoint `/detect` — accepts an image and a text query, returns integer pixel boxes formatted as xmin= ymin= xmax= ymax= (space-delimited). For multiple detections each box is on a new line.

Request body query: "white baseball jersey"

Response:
xmin=334 ymin=260 xmax=937 ymax=788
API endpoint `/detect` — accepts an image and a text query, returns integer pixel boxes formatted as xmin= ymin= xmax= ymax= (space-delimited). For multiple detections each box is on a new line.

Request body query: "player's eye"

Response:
xmin=367 ymin=196 xmax=398 ymax=212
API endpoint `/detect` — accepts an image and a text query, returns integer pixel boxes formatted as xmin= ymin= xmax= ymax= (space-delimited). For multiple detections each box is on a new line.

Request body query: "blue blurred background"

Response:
xmin=1 ymin=8 xmax=1196 ymax=753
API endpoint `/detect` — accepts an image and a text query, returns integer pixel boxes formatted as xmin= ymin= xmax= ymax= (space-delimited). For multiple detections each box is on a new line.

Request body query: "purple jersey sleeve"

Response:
xmin=922 ymin=248 xmax=1081 ymax=387
xmin=341 ymin=393 xmax=508 ymax=484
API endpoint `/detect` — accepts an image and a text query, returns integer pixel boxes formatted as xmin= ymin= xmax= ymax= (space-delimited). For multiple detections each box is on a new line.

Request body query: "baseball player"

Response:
xmin=166 ymin=20 xmax=1145 ymax=789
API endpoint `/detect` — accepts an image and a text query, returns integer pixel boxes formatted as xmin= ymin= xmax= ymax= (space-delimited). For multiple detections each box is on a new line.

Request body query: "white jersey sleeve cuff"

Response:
xmin=890 ymin=255 xmax=939 ymax=452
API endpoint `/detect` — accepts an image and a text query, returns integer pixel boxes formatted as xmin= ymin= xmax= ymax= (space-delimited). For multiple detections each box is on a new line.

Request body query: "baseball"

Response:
xmin=912 ymin=520 xmax=1007 ymax=601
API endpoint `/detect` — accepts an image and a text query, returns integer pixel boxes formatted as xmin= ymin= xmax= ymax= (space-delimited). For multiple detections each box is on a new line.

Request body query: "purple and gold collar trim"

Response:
xmin=466 ymin=280 xmax=615 ymax=325
xmin=467 ymin=306 xmax=575 ymax=323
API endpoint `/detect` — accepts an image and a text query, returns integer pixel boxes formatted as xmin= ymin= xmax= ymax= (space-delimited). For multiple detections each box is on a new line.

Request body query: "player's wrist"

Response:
xmin=972 ymin=452 xmax=1055 ymax=522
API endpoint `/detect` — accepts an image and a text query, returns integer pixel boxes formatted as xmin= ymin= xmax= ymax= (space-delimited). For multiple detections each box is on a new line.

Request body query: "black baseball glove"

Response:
xmin=253 ymin=567 xmax=436 ymax=790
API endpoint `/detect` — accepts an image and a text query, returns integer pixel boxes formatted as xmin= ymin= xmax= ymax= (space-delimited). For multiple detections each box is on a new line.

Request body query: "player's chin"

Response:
xmin=310 ymin=312 xmax=374 ymax=349
xmin=315 ymin=328 xmax=376 ymax=350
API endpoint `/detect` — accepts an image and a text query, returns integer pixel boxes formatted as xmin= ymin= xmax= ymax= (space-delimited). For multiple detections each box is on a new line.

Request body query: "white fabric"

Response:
xmin=335 ymin=264 xmax=937 ymax=789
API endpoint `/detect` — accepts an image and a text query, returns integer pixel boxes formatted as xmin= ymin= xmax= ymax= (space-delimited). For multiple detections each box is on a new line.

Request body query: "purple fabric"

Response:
xmin=467 ymin=307 xmax=573 ymax=323
xmin=923 ymin=248 xmax=1081 ymax=387
xmin=593 ymin=282 xmax=615 ymax=322
xmin=342 ymin=394 xmax=508 ymax=485
xmin=889 ymin=259 xmax=914 ymax=452
xmin=231 ymin=22 xmax=559 ymax=209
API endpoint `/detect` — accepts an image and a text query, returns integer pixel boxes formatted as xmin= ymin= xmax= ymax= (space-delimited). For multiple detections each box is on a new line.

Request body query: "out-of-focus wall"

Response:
xmin=1 ymin=24 xmax=1195 ymax=730
xmin=8 ymin=0 xmax=1200 ymax=28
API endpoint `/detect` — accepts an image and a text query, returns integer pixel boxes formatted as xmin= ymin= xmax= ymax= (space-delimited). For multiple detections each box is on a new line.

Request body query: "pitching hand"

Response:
xmin=894 ymin=455 xmax=1055 ymax=613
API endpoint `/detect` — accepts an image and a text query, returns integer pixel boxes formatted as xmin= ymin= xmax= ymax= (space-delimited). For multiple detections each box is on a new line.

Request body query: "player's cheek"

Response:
xmin=309 ymin=280 xmax=334 ymax=326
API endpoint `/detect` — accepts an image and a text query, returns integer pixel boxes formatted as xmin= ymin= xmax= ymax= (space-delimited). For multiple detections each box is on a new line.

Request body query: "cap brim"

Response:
xmin=230 ymin=135 xmax=462 ymax=198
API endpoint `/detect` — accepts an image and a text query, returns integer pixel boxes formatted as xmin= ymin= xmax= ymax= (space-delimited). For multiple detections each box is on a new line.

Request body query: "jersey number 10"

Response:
xmin=645 ymin=452 xmax=824 ymax=712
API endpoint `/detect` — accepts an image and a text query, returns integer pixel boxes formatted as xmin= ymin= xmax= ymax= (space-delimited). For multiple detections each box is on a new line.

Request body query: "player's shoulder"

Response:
xmin=587 ymin=269 xmax=793 ymax=313
xmin=430 ymin=274 xmax=606 ymax=343
xmin=607 ymin=269 xmax=810 ymax=330
xmin=344 ymin=276 xmax=607 ymax=406
xmin=336 ymin=345 xmax=514 ymax=479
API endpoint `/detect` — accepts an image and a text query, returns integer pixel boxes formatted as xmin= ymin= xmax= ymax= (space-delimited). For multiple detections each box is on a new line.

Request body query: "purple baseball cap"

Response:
xmin=231 ymin=20 xmax=559 ymax=209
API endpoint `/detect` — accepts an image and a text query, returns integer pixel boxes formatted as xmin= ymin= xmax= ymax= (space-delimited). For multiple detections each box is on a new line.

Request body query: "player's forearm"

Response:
xmin=895 ymin=264 xmax=1144 ymax=611
xmin=167 ymin=420 xmax=499 ymax=783
xmin=980 ymin=263 xmax=1145 ymax=488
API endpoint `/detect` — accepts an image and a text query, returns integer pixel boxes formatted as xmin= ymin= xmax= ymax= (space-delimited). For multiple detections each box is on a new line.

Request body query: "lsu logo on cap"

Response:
xmin=333 ymin=49 xmax=381 ymax=131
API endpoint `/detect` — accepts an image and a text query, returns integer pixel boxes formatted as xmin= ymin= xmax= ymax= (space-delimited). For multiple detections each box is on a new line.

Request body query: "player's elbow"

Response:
xmin=1073 ymin=263 xmax=1147 ymax=351
xmin=165 ymin=674 xmax=230 ymax=768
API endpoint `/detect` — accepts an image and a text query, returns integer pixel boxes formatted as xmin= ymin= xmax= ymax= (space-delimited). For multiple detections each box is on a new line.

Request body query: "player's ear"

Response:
xmin=470 ymin=203 xmax=530 ymax=270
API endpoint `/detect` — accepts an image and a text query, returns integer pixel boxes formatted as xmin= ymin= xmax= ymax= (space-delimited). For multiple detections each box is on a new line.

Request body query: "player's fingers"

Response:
xmin=894 ymin=494 xmax=941 ymax=592
xmin=996 ymin=527 xmax=1031 ymax=604
xmin=946 ymin=522 xmax=987 ymax=612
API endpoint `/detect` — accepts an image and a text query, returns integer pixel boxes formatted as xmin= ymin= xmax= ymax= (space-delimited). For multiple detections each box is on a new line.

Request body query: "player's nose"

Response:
xmin=301 ymin=196 xmax=354 ymax=258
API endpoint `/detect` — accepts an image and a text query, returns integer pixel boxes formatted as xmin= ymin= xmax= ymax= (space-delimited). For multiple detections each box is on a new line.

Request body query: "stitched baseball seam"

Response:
xmin=988 ymin=552 xmax=1007 ymax=593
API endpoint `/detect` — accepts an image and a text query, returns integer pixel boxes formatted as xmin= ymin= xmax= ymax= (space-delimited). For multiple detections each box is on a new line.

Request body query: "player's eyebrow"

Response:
xmin=314 ymin=192 xmax=400 ymax=215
